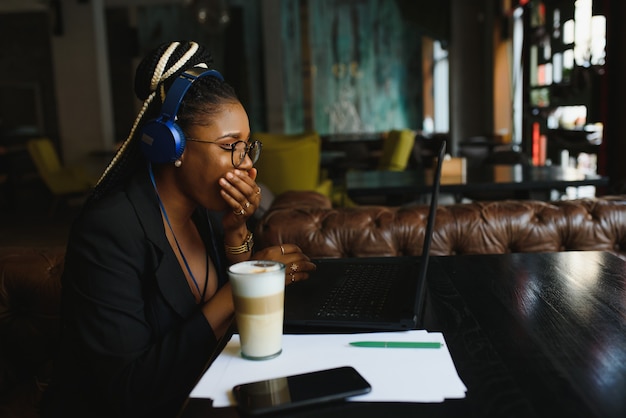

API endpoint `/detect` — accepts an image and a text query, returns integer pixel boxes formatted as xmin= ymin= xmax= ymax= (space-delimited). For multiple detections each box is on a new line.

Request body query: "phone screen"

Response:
xmin=232 ymin=366 xmax=371 ymax=415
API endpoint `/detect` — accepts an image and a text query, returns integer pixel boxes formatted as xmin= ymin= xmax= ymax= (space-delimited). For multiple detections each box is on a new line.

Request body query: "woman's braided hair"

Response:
xmin=89 ymin=40 xmax=238 ymax=202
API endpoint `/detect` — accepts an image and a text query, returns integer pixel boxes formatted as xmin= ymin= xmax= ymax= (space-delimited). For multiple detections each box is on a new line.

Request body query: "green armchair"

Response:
xmin=26 ymin=138 xmax=96 ymax=214
xmin=253 ymin=132 xmax=333 ymax=198
xmin=377 ymin=129 xmax=416 ymax=171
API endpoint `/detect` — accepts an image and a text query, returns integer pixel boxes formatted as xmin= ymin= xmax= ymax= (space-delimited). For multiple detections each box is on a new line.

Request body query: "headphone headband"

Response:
xmin=159 ymin=68 xmax=224 ymax=122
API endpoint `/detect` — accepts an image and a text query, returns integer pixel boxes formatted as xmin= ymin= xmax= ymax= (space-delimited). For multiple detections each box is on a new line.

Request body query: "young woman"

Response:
xmin=42 ymin=41 xmax=315 ymax=417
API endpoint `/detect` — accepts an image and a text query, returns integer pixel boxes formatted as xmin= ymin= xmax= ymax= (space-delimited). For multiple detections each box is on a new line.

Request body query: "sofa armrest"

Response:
xmin=0 ymin=246 xmax=65 ymax=406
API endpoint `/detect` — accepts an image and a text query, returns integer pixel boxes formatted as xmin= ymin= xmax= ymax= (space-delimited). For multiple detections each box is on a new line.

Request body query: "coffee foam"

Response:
xmin=229 ymin=261 xmax=285 ymax=298
xmin=230 ymin=260 xmax=282 ymax=274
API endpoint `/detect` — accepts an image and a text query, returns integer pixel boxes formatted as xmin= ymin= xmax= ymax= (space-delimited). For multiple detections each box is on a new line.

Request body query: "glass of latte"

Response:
xmin=228 ymin=261 xmax=285 ymax=360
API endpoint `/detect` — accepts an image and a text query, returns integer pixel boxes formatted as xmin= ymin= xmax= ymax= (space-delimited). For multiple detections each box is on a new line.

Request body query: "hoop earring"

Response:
xmin=174 ymin=159 xmax=182 ymax=167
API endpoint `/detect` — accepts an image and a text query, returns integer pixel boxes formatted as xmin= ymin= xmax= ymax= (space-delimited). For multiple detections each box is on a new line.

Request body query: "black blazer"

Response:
xmin=43 ymin=166 xmax=230 ymax=418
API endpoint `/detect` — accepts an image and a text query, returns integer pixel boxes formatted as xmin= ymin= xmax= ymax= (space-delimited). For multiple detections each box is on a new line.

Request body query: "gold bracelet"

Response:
xmin=225 ymin=231 xmax=254 ymax=255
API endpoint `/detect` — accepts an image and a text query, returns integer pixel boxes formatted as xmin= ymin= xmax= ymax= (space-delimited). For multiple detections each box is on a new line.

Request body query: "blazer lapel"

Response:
xmin=127 ymin=167 xmax=197 ymax=318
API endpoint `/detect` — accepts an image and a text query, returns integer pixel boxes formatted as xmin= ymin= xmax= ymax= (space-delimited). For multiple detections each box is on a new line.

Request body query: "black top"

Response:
xmin=42 ymin=165 xmax=229 ymax=418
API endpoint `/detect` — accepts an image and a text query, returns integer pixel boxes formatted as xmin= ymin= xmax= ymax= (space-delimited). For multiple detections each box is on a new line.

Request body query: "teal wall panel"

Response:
xmin=282 ymin=0 xmax=424 ymax=134
xmin=134 ymin=0 xmax=424 ymax=135
xmin=281 ymin=0 xmax=305 ymax=133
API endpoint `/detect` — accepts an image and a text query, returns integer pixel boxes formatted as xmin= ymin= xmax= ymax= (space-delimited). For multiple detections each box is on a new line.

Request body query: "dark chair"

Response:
xmin=458 ymin=136 xmax=492 ymax=167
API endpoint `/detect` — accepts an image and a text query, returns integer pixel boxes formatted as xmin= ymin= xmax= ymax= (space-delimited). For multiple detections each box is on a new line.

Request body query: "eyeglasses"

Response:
xmin=186 ymin=138 xmax=262 ymax=168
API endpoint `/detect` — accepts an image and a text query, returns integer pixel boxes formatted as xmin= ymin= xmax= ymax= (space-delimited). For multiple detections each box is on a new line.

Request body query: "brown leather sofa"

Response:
xmin=256 ymin=191 xmax=626 ymax=259
xmin=0 ymin=246 xmax=64 ymax=418
xmin=2 ymin=192 xmax=626 ymax=416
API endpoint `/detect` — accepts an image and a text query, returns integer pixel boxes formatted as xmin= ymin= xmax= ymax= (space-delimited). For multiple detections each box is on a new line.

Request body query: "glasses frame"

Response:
xmin=185 ymin=138 xmax=262 ymax=168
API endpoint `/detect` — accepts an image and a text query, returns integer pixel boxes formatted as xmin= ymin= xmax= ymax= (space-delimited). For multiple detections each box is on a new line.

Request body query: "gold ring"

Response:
xmin=256 ymin=188 xmax=261 ymax=195
xmin=280 ymin=245 xmax=285 ymax=255
xmin=290 ymin=263 xmax=298 ymax=272
xmin=244 ymin=201 xmax=251 ymax=208
xmin=233 ymin=208 xmax=245 ymax=216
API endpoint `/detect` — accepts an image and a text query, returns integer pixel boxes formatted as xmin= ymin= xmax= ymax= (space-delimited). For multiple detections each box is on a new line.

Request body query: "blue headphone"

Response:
xmin=140 ymin=67 xmax=224 ymax=163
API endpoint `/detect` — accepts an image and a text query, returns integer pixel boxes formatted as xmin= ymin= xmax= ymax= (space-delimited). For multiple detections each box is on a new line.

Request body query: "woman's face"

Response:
xmin=177 ymin=101 xmax=252 ymax=211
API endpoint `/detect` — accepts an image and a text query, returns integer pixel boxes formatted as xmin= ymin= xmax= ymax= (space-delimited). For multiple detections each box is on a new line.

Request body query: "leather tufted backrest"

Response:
xmin=256 ymin=193 xmax=626 ymax=260
xmin=0 ymin=247 xmax=65 ymax=403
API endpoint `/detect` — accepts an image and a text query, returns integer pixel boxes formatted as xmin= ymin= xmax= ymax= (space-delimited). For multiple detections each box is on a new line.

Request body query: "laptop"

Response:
xmin=284 ymin=139 xmax=446 ymax=331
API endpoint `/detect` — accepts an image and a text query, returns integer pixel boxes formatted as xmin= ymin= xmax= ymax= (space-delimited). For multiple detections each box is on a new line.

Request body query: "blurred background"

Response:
xmin=0 ymin=0 xmax=624 ymax=238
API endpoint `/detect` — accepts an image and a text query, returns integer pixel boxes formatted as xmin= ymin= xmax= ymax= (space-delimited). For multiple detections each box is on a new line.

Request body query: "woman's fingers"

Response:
xmin=251 ymin=245 xmax=316 ymax=285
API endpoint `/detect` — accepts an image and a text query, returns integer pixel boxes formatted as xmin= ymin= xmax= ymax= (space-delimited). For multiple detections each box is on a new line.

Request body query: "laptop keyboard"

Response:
xmin=315 ymin=263 xmax=398 ymax=320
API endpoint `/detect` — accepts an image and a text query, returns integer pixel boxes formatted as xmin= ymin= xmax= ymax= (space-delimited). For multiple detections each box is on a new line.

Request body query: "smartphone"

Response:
xmin=232 ymin=366 xmax=371 ymax=415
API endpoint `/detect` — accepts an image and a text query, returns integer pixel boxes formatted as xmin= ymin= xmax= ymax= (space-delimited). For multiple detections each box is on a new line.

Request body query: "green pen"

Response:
xmin=349 ymin=341 xmax=442 ymax=349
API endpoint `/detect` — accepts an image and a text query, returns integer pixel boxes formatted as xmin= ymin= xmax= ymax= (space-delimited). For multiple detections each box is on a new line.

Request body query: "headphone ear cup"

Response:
xmin=139 ymin=68 xmax=222 ymax=164
xmin=141 ymin=118 xmax=186 ymax=163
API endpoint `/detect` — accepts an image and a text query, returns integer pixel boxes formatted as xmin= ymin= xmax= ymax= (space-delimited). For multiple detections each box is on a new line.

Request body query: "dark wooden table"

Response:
xmin=345 ymin=164 xmax=609 ymax=202
xmin=181 ymin=251 xmax=626 ymax=417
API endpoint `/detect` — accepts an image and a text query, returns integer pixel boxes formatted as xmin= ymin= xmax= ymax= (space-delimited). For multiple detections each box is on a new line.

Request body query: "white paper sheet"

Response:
xmin=190 ymin=330 xmax=466 ymax=407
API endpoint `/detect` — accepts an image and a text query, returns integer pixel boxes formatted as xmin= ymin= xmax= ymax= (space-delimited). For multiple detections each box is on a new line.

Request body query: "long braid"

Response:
xmin=90 ymin=41 xmax=207 ymax=202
